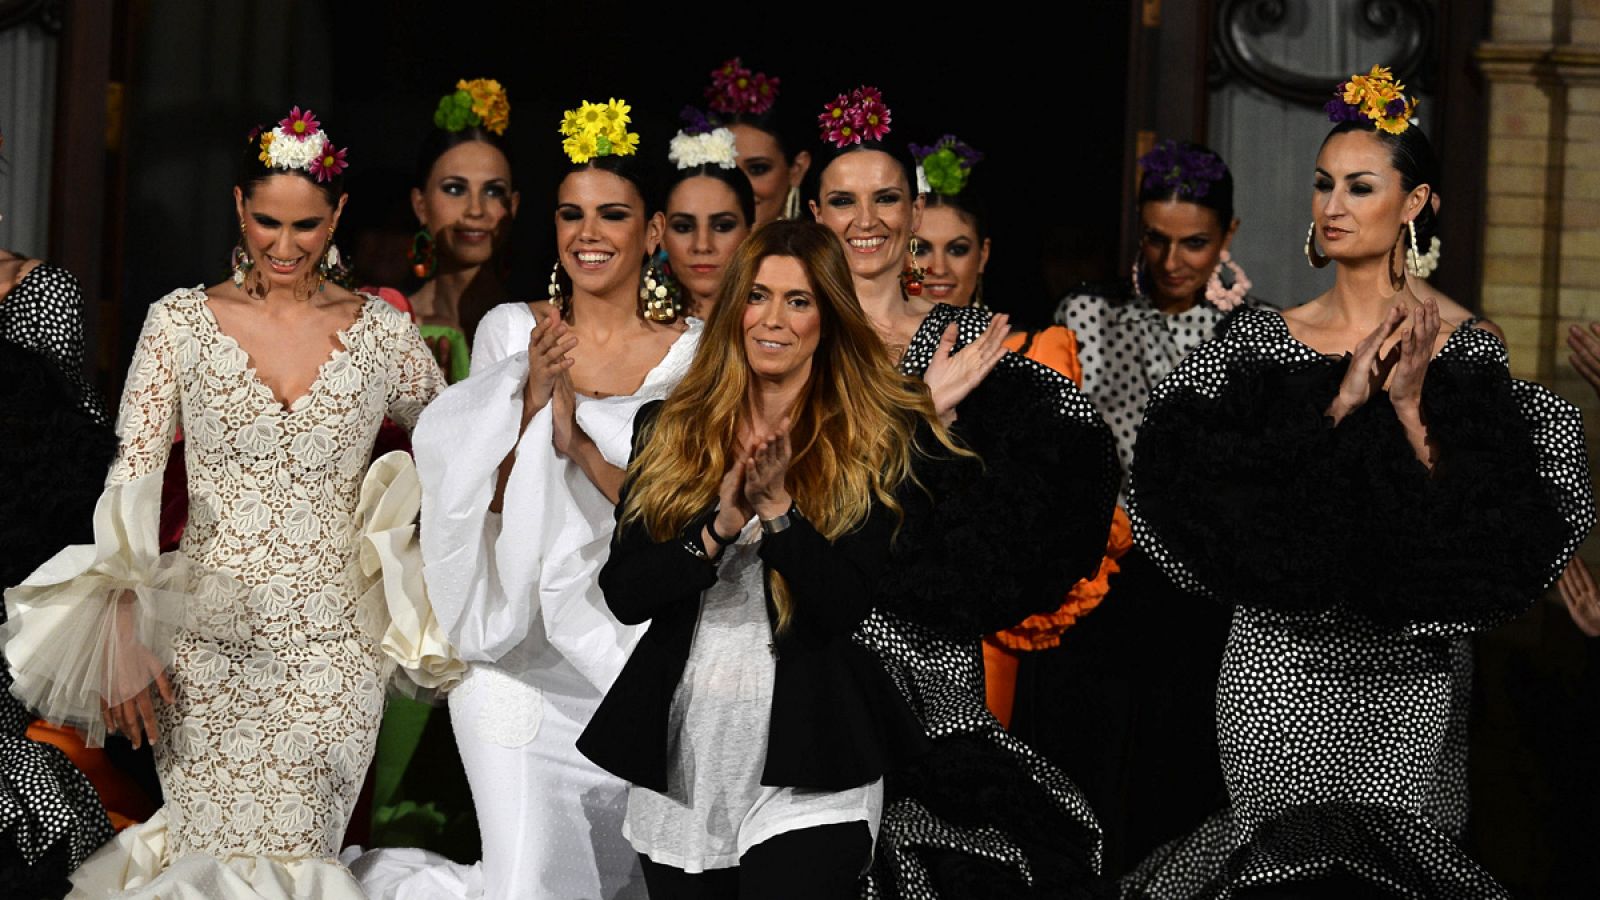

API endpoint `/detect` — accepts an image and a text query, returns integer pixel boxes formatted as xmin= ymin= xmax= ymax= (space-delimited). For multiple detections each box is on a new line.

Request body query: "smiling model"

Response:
xmin=2 ymin=107 xmax=457 ymax=899
xmin=353 ymin=98 xmax=699 ymax=900
xmin=403 ymin=79 xmax=520 ymax=383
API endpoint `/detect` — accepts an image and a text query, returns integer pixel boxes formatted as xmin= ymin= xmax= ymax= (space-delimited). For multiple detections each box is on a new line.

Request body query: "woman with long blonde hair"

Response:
xmin=577 ymin=220 xmax=946 ymax=897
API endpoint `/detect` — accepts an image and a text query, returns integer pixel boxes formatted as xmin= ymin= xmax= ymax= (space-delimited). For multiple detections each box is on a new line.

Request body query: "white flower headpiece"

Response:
xmin=251 ymin=107 xmax=348 ymax=182
xmin=668 ymin=127 xmax=739 ymax=170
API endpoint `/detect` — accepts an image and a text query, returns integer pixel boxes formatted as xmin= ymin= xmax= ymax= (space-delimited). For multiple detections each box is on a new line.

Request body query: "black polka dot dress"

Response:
xmin=1121 ymin=308 xmax=1594 ymax=898
xmin=859 ymin=303 xmax=1121 ymax=899
xmin=1057 ymin=292 xmax=1227 ymax=497
xmin=0 ymin=263 xmax=108 ymax=425
xmin=1 ymin=263 xmax=117 ymax=897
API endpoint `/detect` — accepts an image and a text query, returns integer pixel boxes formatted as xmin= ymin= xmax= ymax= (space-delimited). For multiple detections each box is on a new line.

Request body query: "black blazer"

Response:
xmin=576 ymin=402 xmax=928 ymax=794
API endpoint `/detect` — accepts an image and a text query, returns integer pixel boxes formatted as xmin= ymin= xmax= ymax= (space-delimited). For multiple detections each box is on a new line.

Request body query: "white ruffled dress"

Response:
xmin=1 ymin=290 xmax=462 ymax=898
xmin=350 ymin=303 xmax=701 ymax=899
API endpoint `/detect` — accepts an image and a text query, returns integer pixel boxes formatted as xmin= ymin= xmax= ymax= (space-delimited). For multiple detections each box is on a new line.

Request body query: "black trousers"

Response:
xmin=637 ymin=821 xmax=871 ymax=899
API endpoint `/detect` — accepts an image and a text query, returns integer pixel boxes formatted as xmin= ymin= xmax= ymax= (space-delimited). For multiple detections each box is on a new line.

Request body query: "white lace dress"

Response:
xmin=1 ymin=289 xmax=461 ymax=899
xmin=350 ymin=302 xmax=701 ymax=899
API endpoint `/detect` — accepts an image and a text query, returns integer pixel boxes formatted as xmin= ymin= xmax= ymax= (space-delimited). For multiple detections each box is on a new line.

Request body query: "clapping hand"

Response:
xmin=923 ymin=315 xmax=1011 ymax=424
xmin=743 ymin=417 xmax=793 ymax=520
xmin=1327 ymin=304 xmax=1406 ymax=423
xmin=1558 ymin=559 xmax=1600 ymax=638
xmin=525 ymin=308 xmax=578 ymax=413
xmin=1566 ymin=322 xmax=1600 ymax=402
xmin=1386 ymin=297 xmax=1441 ymax=416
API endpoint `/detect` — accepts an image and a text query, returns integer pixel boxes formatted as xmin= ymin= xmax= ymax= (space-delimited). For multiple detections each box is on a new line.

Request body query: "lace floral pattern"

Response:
xmin=113 ymin=289 xmax=442 ymax=860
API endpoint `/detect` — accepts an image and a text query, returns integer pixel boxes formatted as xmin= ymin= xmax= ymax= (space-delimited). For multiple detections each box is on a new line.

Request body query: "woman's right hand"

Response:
xmin=524 ymin=309 xmax=578 ymax=414
xmin=102 ymin=648 xmax=174 ymax=749
xmin=1326 ymin=303 xmax=1406 ymax=424
xmin=709 ymin=454 xmax=754 ymax=549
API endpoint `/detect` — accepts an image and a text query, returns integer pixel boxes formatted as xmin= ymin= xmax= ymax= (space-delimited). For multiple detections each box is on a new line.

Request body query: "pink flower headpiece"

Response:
xmin=706 ymin=57 xmax=779 ymax=116
xmin=817 ymin=86 xmax=892 ymax=149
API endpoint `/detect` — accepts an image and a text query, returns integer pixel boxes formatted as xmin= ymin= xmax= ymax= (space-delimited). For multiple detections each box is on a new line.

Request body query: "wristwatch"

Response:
xmin=760 ymin=503 xmax=797 ymax=535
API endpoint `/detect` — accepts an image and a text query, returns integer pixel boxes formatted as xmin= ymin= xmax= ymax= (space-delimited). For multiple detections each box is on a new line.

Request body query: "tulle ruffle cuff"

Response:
xmin=354 ymin=451 xmax=464 ymax=697
xmin=2 ymin=472 xmax=189 ymax=747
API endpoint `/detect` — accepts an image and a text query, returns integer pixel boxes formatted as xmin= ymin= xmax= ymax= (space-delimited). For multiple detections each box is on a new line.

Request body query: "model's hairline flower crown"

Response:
xmin=910 ymin=134 xmax=983 ymax=197
xmin=817 ymin=86 xmax=892 ymax=149
xmin=249 ymin=107 xmax=348 ymax=183
xmin=1325 ymin=65 xmax=1418 ymax=135
xmin=558 ymin=98 xmax=640 ymax=165
xmin=669 ymin=127 xmax=739 ymax=170
xmin=1137 ymin=139 xmax=1228 ymax=200
xmin=706 ymin=57 xmax=779 ymax=117
xmin=435 ymin=78 xmax=510 ymax=136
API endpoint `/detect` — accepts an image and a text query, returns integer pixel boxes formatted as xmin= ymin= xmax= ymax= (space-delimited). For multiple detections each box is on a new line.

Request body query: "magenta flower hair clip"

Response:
xmin=706 ymin=57 xmax=779 ymax=117
xmin=817 ymin=86 xmax=892 ymax=149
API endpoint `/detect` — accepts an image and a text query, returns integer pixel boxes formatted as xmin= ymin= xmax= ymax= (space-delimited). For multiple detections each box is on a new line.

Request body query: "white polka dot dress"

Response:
xmin=1120 ymin=308 xmax=1594 ymax=898
xmin=1 ymin=263 xmax=117 ymax=895
xmin=1057 ymin=291 xmax=1228 ymax=497
xmin=859 ymin=303 xmax=1120 ymax=898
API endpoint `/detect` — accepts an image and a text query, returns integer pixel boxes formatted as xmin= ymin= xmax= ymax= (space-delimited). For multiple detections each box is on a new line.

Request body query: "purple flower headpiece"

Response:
xmin=1137 ymin=140 xmax=1227 ymax=199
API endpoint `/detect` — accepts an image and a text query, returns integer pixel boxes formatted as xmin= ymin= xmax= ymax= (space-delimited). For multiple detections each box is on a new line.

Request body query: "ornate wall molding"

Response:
xmin=0 ymin=0 xmax=63 ymax=35
xmin=1210 ymin=0 xmax=1435 ymax=105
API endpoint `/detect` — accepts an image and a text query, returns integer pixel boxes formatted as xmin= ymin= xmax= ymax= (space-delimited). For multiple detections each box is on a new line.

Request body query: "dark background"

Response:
xmin=121 ymin=2 xmax=1133 ymax=345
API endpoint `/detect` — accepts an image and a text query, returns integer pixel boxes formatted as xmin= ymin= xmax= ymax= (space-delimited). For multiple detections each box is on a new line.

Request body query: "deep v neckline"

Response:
xmin=197 ymin=292 xmax=374 ymax=414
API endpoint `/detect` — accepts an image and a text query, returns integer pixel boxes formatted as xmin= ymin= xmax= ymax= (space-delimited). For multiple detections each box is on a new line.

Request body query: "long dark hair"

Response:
xmin=1136 ymin=140 xmax=1234 ymax=227
xmin=802 ymin=141 xmax=918 ymax=206
xmin=414 ymin=125 xmax=515 ymax=191
xmin=664 ymin=162 xmax=756 ymax=225
xmin=550 ymin=150 xmax=662 ymax=302
xmin=236 ymin=137 xmax=344 ymax=205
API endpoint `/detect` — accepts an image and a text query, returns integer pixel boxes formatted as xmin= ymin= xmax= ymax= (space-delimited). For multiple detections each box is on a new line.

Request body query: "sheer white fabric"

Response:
xmin=3 ymin=289 xmax=445 ymax=897
xmin=355 ymin=303 xmax=699 ymax=899
xmin=625 ymin=526 xmax=883 ymax=872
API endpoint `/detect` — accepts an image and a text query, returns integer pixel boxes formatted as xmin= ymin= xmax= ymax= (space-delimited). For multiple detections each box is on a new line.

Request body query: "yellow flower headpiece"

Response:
xmin=434 ymin=78 xmax=510 ymax=136
xmin=1326 ymin=65 xmax=1418 ymax=135
xmin=558 ymin=98 xmax=639 ymax=164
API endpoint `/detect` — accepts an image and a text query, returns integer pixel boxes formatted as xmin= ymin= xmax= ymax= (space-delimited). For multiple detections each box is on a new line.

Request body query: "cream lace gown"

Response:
xmin=1 ymin=289 xmax=461 ymax=899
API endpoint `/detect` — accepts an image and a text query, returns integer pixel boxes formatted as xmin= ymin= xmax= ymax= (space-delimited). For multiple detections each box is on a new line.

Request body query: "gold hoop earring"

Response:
xmin=639 ymin=254 xmax=678 ymax=322
xmin=230 ymin=221 xmax=254 ymax=286
xmin=547 ymin=260 xmax=565 ymax=315
xmin=1304 ymin=222 xmax=1330 ymax=269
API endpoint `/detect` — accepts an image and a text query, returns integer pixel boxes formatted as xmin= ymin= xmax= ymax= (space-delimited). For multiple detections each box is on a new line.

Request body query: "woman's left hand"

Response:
xmin=1385 ymin=297 xmax=1440 ymax=415
xmin=743 ymin=417 xmax=793 ymax=520
xmin=550 ymin=372 xmax=578 ymax=457
xmin=1558 ymin=558 xmax=1600 ymax=638
xmin=923 ymin=315 xmax=1010 ymax=423
xmin=424 ymin=334 xmax=452 ymax=375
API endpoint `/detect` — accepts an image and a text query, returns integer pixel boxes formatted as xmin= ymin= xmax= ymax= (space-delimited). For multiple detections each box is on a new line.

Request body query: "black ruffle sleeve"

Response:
xmin=1128 ymin=311 xmax=1594 ymax=631
xmin=0 ymin=340 xmax=116 ymax=595
xmin=884 ymin=306 xmax=1119 ymax=638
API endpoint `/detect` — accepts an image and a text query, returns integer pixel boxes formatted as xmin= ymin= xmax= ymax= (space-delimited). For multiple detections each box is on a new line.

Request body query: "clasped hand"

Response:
xmin=710 ymin=417 xmax=794 ymax=547
xmin=1327 ymin=295 xmax=1441 ymax=424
